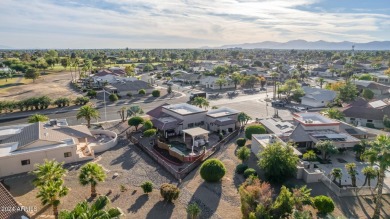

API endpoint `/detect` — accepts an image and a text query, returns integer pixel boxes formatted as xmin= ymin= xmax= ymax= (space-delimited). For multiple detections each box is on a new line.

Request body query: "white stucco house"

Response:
xmin=301 ymin=87 xmax=337 ymax=107
xmin=200 ymin=76 xmax=235 ymax=90
xmin=0 ymin=120 xmax=117 ymax=178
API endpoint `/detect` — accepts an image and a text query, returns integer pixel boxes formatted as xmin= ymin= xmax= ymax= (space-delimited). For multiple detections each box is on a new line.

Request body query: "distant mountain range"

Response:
xmin=209 ymin=40 xmax=390 ymax=50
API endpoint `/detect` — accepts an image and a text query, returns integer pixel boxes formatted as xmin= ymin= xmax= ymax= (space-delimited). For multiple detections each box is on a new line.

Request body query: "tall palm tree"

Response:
xmin=79 ymin=163 xmax=106 ymax=197
xmin=321 ymin=108 xmax=345 ymax=121
xmin=292 ymin=185 xmax=312 ymax=211
xmin=192 ymin=97 xmax=208 ymax=109
xmin=345 ymin=163 xmax=357 ymax=187
xmin=316 ymin=77 xmax=325 ymax=88
xmin=32 ymin=160 xmax=67 ymax=187
xmin=59 ymin=196 xmax=123 ymax=219
xmin=362 ymin=166 xmax=377 ymax=187
xmin=331 ymin=168 xmax=343 ymax=185
xmin=28 ymin=114 xmax=49 ymax=123
xmin=76 ymin=105 xmax=100 ymax=128
xmin=231 ymin=72 xmax=242 ymax=90
xmin=363 ymin=134 xmax=390 ymax=219
xmin=36 ymin=180 xmax=69 ymax=219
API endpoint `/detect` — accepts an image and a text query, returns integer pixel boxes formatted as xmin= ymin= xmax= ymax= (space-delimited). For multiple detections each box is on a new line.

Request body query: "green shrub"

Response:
xmin=235 ymin=164 xmax=248 ymax=174
xmin=236 ymin=138 xmax=246 ymax=147
xmin=200 ymin=159 xmax=226 ymax=182
xmin=245 ymin=124 xmax=266 ymax=139
xmin=143 ymin=120 xmax=153 ymax=130
xmin=86 ymin=89 xmax=97 ymax=98
xmin=141 ymin=181 xmax=153 ymax=194
xmin=143 ymin=129 xmax=157 ymax=137
xmin=313 ymin=195 xmax=335 ymax=214
xmin=160 ymin=183 xmax=180 ymax=202
xmin=187 ymin=202 xmax=201 ymax=219
xmin=236 ymin=146 xmax=251 ymax=163
xmin=109 ymin=93 xmax=118 ymax=102
xmin=74 ymin=96 xmax=90 ymax=105
xmin=152 ymin=90 xmax=160 ymax=97
xmin=138 ymin=89 xmax=146 ymax=95
xmin=127 ymin=92 xmax=133 ymax=98
xmin=243 ymin=168 xmax=257 ymax=178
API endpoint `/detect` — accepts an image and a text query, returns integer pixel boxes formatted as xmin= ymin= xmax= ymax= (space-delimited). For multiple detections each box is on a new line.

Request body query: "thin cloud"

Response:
xmin=0 ymin=0 xmax=388 ymax=48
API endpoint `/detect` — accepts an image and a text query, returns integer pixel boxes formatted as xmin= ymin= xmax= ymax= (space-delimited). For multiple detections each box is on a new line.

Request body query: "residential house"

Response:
xmin=342 ymin=98 xmax=390 ymax=129
xmin=301 ymin=87 xmax=337 ymax=107
xmin=205 ymin=107 xmax=240 ymax=133
xmin=258 ymin=118 xmax=295 ymax=140
xmin=146 ymin=103 xmax=239 ymax=138
xmin=104 ymin=80 xmax=154 ymax=96
xmin=251 ymin=134 xmax=301 ymax=158
xmin=376 ymin=75 xmax=390 ymax=85
xmin=200 ymin=76 xmax=235 ymax=90
xmin=0 ymin=119 xmax=117 ymax=178
xmin=289 ymin=112 xmax=360 ymax=148
xmin=354 ymin=80 xmax=390 ymax=96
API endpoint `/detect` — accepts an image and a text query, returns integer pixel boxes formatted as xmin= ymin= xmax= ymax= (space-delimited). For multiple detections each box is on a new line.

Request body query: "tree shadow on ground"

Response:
xmin=145 ymin=200 xmax=174 ymax=219
xmin=109 ymin=145 xmax=140 ymax=170
xmin=128 ymin=194 xmax=149 ymax=213
xmin=189 ymin=181 xmax=222 ymax=218
xmin=31 ymin=205 xmax=51 ymax=219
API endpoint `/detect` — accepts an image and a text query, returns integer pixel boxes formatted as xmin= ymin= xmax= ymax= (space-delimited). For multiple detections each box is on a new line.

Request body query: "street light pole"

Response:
xmin=103 ymin=89 xmax=107 ymax=122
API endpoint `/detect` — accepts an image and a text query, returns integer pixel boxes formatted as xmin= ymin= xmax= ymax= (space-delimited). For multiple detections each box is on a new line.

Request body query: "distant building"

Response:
xmin=289 ymin=112 xmax=360 ymax=148
xmin=200 ymin=76 xmax=235 ymax=90
xmin=105 ymin=80 xmax=153 ymax=96
xmin=342 ymin=98 xmax=390 ymax=129
xmin=354 ymin=80 xmax=390 ymax=96
xmin=301 ymin=87 xmax=337 ymax=107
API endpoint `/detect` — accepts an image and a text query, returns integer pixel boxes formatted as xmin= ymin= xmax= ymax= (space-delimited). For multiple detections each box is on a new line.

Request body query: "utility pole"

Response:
xmin=103 ymin=89 xmax=107 ymax=121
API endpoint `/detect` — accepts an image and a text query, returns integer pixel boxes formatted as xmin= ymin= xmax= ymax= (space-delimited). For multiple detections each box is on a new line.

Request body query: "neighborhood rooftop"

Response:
xmin=293 ymin=112 xmax=339 ymax=125
xmin=163 ymin=103 xmax=206 ymax=115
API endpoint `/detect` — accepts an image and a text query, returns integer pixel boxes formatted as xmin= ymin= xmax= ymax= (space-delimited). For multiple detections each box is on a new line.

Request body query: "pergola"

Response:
xmin=182 ymin=127 xmax=210 ymax=156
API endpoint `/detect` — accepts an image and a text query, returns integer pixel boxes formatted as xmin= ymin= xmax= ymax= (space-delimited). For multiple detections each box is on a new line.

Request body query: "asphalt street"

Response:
xmin=0 ymin=86 xmax=294 ymax=126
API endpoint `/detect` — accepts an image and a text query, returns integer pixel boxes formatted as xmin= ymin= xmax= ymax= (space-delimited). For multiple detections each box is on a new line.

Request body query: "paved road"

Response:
xmin=0 ymin=87 xmax=294 ymax=126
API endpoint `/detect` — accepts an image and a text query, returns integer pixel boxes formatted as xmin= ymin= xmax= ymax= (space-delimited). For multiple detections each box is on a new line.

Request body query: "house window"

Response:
xmin=367 ymin=120 xmax=373 ymax=123
xmin=21 ymin=159 xmax=30 ymax=166
xmin=64 ymin=152 xmax=72 ymax=158
xmin=350 ymin=118 xmax=355 ymax=121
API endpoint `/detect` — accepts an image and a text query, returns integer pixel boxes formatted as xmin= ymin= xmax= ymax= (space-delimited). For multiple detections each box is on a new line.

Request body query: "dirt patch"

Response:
xmin=0 ymin=72 xmax=81 ymax=101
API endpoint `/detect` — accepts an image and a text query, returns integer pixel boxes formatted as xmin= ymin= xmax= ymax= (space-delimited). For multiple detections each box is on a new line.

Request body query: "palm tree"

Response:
xmin=231 ymin=72 xmax=242 ymax=90
xmin=59 ymin=196 xmax=123 ymax=219
xmin=79 ymin=163 xmax=106 ymax=197
xmin=316 ymin=77 xmax=325 ymax=88
xmin=215 ymin=77 xmax=227 ymax=90
xmin=192 ymin=97 xmax=208 ymax=109
xmin=362 ymin=134 xmax=390 ymax=219
xmin=36 ymin=180 xmax=69 ymax=219
xmin=362 ymin=166 xmax=377 ymax=187
xmin=28 ymin=114 xmax=49 ymax=123
xmin=321 ymin=108 xmax=345 ymax=121
xmin=345 ymin=163 xmax=357 ymax=187
xmin=292 ymin=185 xmax=312 ymax=211
xmin=331 ymin=168 xmax=343 ymax=185
xmin=237 ymin=112 xmax=252 ymax=127
xmin=32 ymin=160 xmax=67 ymax=187
xmin=76 ymin=105 xmax=100 ymax=128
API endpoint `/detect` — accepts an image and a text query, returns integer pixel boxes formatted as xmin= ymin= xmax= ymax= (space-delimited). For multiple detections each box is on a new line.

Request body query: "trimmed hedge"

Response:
xmin=160 ymin=183 xmax=180 ymax=202
xmin=200 ymin=159 xmax=226 ymax=182
xmin=235 ymin=164 xmax=248 ymax=174
xmin=138 ymin=89 xmax=146 ymax=95
xmin=313 ymin=195 xmax=335 ymax=214
xmin=236 ymin=138 xmax=246 ymax=147
xmin=152 ymin=90 xmax=160 ymax=97
xmin=243 ymin=168 xmax=257 ymax=178
xmin=245 ymin=124 xmax=266 ymax=139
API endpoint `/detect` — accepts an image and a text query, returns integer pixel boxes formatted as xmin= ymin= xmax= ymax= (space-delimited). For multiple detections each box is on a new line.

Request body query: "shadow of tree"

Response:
xmin=128 ymin=194 xmax=149 ymax=213
xmin=145 ymin=200 xmax=174 ymax=219
xmin=189 ymin=181 xmax=222 ymax=218
xmin=31 ymin=204 xmax=51 ymax=219
xmin=109 ymin=145 xmax=140 ymax=170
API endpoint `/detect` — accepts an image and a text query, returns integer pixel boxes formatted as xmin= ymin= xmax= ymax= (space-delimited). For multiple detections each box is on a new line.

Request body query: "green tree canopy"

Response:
xmin=76 ymin=105 xmax=100 ymax=128
xmin=79 ymin=163 xmax=106 ymax=198
xmin=245 ymin=124 xmax=266 ymax=139
xmin=28 ymin=114 xmax=49 ymax=123
xmin=258 ymin=142 xmax=299 ymax=183
xmin=128 ymin=116 xmax=144 ymax=131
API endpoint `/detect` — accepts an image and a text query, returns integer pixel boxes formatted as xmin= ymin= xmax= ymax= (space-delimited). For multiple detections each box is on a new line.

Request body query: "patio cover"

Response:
xmin=182 ymin=127 xmax=209 ymax=137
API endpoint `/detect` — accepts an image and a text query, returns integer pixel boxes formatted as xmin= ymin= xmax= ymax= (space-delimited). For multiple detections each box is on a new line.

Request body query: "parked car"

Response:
xmin=271 ymin=100 xmax=286 ymax=107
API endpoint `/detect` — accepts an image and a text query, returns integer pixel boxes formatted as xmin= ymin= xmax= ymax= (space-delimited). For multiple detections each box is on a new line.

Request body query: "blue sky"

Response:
xmin=0 ymin=0 xmax=389 ymax=49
